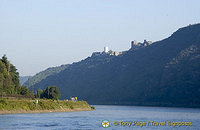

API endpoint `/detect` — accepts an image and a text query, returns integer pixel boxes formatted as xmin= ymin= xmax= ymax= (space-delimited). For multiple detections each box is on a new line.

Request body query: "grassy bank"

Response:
xmin=0 ymin=98 xmax=94 ymax=114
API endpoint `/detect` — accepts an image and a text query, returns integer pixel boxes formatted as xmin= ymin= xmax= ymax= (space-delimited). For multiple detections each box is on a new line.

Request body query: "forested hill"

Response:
xmin=23 ymin=65 xmax=68 ymax=88
xmin=0 ymin=55 xmax=20 ymax=94
xmin=32 ymin=24 xmax=200 ymax=107
xmin=0 ymin=55 xmax=31 ymax=96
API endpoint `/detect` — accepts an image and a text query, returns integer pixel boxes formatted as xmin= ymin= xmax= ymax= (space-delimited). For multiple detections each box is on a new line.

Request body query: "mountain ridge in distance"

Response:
xmin=27 ymin=23 xmax=200 ymax=107
xmin=19 ymin=76 xmax=32 ymax=85
xmin=23 ymin=65 xmax=68 ymax=87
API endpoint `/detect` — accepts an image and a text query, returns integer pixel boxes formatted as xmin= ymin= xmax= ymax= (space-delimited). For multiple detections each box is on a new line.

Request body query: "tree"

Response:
xmin=20 ymin=86 xmax=30 ymax=95
xmin=43 ymin=86 xmax=60 ymax=100
xmin=0 ymin=55 xmax=24 ymax=96
xmin=1 ymin=55 xmax=10 ymax=72
xmin=36 ymin=88 xmax=43 ymax=98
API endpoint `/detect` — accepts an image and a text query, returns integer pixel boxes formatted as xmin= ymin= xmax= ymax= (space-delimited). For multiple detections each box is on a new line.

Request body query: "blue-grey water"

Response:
xmin=0 ymin=105 xmax=200 ymax=130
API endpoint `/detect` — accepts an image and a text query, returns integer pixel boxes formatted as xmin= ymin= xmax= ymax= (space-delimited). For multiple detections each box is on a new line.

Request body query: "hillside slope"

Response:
xmin=32 ymin=24 xmax=200 ymax=107
xmin=19 ymin=76 xmax=31 ymax=85
xmin=23 ymin=65 xmax=68 ymax=87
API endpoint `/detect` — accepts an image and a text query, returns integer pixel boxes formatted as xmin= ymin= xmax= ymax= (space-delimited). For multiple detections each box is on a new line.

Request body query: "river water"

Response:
xmin=0 ymin=105 xmax=199 ymax=130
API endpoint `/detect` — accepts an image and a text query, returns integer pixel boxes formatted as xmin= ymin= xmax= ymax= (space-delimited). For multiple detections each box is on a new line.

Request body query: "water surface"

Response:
xmin=0 ymin=105 xmax=199 ymax=130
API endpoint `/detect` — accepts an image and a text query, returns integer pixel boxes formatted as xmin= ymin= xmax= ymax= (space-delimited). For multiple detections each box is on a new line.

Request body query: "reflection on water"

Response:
xmin=0 ymin=105 xmax=200 ymax=130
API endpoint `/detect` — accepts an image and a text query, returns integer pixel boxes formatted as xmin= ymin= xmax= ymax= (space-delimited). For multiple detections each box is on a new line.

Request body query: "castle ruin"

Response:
xmin=92 ymin=40 xmax=153 ymax=57
xmin=131 ymin=40 xmax=152 ymax=50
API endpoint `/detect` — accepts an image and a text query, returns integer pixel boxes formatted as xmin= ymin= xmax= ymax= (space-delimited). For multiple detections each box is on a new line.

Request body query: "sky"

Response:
xmin=0 ymin=0 xmax=200 ymax=76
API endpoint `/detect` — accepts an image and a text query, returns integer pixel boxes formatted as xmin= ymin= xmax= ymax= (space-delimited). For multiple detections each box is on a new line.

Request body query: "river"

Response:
xmin=0 ymin=105 xmax=199 ymax=129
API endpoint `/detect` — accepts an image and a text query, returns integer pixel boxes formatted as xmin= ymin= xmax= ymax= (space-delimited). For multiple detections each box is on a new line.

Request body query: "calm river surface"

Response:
xmin=0 ymin=105 xmax=200 ymax=130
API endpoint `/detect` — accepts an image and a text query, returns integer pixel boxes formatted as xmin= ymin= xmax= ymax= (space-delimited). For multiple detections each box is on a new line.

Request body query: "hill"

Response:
xmin=31 ymin=24 xmax=200 ymax=107
xmin=23 ymin=65 xmax=68 ymax=87
xmin=0 ymin=55 xmax=31 ymax=96
xmin=19 ymin=76 xmax=32 ymax=85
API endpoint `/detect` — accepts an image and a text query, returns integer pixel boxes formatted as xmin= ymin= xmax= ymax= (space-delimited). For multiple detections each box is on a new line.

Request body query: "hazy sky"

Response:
xmin=0 ymin=0 xmax=200 ymax=76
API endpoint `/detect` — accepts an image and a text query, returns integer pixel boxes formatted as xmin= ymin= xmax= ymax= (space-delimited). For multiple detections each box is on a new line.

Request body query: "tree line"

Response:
xmin=0 ymin=55 xmax=60 ymax=100
xmin=0 ymin=54 xmax=27 ymax=95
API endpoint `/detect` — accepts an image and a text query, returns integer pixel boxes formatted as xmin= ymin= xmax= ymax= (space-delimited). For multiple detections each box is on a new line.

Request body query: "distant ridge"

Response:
xmin=23 ymin=65 xmax=68 ymax=88
xmin=19 ymin=76 xmax=32 ymax=85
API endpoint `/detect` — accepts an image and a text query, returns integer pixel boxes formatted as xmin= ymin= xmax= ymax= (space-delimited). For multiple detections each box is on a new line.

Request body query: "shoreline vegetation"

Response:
xmin=0 ymin=98 xmax=94 ymax=115
xmin=0 ymin=55 xmax=94 ymax=115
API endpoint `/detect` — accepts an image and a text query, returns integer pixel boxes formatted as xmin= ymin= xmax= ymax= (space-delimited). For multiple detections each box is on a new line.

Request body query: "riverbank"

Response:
xmin=0 ymin=98 xmax=94 ymax=115
xmin=0 ymin=108 xmax=92 ymax=115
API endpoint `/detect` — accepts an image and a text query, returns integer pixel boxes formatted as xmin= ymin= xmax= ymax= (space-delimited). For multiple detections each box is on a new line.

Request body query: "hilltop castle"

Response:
xmin=92 ymin=46 xmax=122 ymax=57
xmin=92 ymin=40 xmax=153 ymax=57
xmin=131 ymin=40 xmax=152 ymax=50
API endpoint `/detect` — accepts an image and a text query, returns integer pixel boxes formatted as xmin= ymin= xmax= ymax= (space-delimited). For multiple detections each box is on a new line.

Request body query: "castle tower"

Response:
xmin=104 ymin=46 xmax=109 ymax=53
xmin=131 ymin=40 xmax=137 ymax=48
xmin=143 ymin=39 xmax=152 ymax=46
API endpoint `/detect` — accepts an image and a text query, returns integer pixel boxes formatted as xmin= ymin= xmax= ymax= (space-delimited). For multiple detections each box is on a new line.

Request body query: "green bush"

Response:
xmin=0 ymin=98 xmax=8 ymax=105
xmin=91 ymin=106 xmax=95 ymax=110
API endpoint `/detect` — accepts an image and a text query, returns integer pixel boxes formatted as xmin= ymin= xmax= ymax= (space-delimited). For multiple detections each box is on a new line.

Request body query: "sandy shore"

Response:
xmin=0 ymin=108 xmax=92 ymax=115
